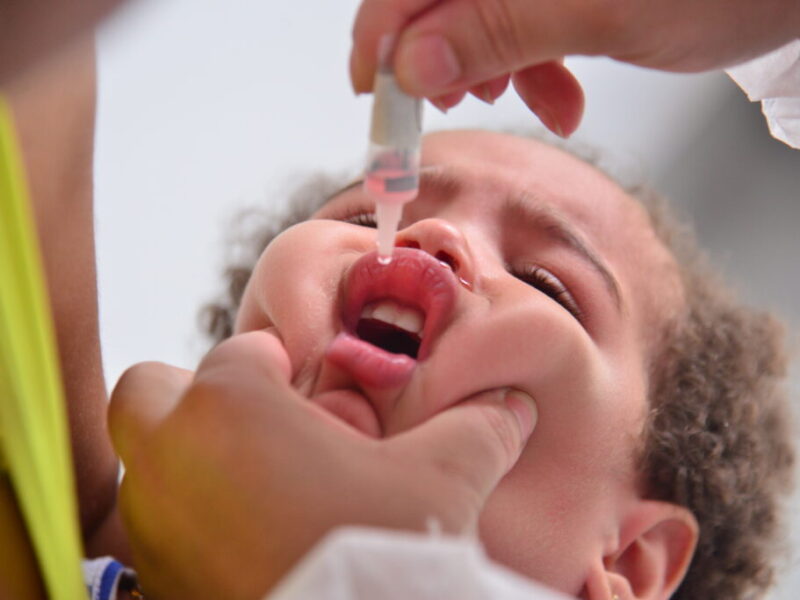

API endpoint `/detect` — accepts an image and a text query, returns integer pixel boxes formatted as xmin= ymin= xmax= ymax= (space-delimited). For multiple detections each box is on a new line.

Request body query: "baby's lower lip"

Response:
xmin=325 ymin=332 xmax=416 ymax=389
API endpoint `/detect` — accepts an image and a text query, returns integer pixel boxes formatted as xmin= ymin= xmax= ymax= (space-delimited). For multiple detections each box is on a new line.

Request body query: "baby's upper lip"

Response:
xmin=342 ymin=248 xmax=459 ymax=360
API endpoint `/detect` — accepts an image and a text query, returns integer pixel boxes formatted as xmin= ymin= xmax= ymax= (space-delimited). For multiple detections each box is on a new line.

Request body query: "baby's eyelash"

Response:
xmin=339 ymin=209 xmax=378 ymax=228
xmin=512 ymin=265 xmax=583 ymax=322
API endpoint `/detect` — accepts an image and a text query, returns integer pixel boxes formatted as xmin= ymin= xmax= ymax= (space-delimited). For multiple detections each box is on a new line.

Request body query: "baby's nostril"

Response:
xmin=435 ymin=251 xmax=459 ymax=272
xmin=399 ymin=240 xmax=421 ymax=250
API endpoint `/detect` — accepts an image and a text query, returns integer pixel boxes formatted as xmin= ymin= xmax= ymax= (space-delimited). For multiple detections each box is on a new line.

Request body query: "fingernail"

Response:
xmin=535 ymin=104 xmax=565 ymax=138
xmin=349 ymin=50 xmax=372 ymax=94
xmin=505 ymin=391 xmax=537 ymax=440
xmin=376 ymin=33 xmax=396 ymax=66
xmin=476 ymin=83 xmax=495 ymax=105
xmin=397 ymin=34 xmax=461 ymax=95
xmin=430 ymin=97 xmax=449 ymax=114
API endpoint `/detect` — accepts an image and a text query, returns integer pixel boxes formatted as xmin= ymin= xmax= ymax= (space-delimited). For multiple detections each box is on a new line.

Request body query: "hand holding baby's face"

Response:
xmin=109 ymin=329 xmax=534 ymax=598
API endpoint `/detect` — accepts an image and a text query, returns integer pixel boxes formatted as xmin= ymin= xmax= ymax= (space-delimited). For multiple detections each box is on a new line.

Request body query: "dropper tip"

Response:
xmin=375 ymin=200 xmax=403 ymax=266
xmin=377 ymin=235 xmax=394 ymax=264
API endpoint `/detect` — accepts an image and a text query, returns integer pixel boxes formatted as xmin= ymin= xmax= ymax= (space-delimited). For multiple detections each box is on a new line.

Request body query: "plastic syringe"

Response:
xmin=364 ymin=40 xmax=423 ymax=264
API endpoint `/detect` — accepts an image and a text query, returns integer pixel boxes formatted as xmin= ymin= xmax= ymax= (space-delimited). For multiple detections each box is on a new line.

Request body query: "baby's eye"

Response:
xmin=512 ymin=265 xmax=583 ymax=321
xmin=341 ymin=210 xmax=378 ymax=228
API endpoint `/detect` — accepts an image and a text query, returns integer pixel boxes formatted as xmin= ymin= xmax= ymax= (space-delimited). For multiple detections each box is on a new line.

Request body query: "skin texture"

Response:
xmin=350 ymin=0 xmax=800 ymax=135
xmin=4 ymin=40 xmax=120 ymax=547
xmin=3 ymin=39 xmax=123 ymax=556
xmin=0 ymin=0 xmax=126 ymax=83
xmin=233 ymin=130 xmax=697 ymax=598
xmin=0 ymin=38 xmax=126 ymax=600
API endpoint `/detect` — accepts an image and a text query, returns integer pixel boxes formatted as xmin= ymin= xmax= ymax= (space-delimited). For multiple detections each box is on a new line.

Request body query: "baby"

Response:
xmin=200 ymin=129 xmax=795 ymax=600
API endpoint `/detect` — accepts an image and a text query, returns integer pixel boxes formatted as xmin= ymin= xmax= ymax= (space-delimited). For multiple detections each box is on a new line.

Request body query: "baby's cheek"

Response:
xmin=478 ymin=458 xmax=608 ymax=595
xmin=439 ymin=304 xmax=600 ymax=397
xmin=433 ymin=304 xmax=626 ymax=452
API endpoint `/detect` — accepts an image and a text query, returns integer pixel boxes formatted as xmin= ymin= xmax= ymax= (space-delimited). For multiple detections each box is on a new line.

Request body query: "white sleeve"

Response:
xmin=265 ymin=527 xmax=573 ymax=600
xmin=726 ymin=39 xmax=800 ymax=149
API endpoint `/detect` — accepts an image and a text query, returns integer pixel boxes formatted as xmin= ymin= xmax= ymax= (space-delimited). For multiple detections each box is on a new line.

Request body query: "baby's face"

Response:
xmin=236 ymin=130 xmax=683 ymax=595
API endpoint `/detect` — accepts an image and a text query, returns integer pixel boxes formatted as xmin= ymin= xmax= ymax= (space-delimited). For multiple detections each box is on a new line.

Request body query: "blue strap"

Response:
xmin=97 ymin=559 xmax=124 ymax=600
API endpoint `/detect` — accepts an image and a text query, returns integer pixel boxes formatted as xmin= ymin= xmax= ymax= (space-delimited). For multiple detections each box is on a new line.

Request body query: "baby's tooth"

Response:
xmin=362 ymin=300 xmax=425 ymax=335
xmin=360 ymin=304 xmax=376 ymax=319
xmin=372 ymin=302 xmax=400 ymax=325
xmin=396 ymin=308 xmax=423 ymax=335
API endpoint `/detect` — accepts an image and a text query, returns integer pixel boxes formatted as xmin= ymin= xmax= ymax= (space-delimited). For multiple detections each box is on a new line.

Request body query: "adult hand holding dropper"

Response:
xmin=350 ymin=0 xmax=800 ymax=136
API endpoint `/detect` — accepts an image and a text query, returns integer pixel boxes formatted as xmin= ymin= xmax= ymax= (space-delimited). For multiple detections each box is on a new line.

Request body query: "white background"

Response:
xmin=94 ymin=1 xmax=799 ymax=596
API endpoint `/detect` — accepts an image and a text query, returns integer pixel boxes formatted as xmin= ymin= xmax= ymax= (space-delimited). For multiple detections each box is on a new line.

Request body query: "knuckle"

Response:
xmin=181 ymin=375 xmax=229 ymax=412
xmin=576 ymin=0 xmax=638 ymax=54
xmin=473 ymin=0 xmax=528 ymax=68
xmin=201 ymin=330 xmax=290 ymax=380
xmin=429 ymin=453 xmax=486 ymax=510
xmin=476 ymin=402 xmax=521 ymax=467
xmin=181 ymin=368 xmax=259 ymax=423
xmin=428 ymin=403 xmax=519 ymax=485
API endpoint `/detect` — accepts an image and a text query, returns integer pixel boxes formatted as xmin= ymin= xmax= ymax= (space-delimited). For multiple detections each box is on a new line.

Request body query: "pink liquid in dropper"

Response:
xmin=364 ymin=167 xmax=418 ymax=201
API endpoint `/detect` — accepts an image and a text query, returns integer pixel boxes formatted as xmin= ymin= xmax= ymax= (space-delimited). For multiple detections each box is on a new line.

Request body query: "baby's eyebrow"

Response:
xmin=503 ymin=196 xmax=623 ymax=312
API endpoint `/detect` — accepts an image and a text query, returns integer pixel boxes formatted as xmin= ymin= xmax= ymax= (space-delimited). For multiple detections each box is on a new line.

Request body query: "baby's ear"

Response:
xmin=585 ymin=500 xmax=698 ymax=600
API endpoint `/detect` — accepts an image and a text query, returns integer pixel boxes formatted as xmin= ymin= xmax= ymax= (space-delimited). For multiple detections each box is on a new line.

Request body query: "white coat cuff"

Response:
xmin=726 ymin=39 xmax=800 ymax=149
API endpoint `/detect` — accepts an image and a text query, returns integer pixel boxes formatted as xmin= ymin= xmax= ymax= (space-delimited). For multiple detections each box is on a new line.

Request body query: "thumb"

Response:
xmin=391 ymin=389 xmax=537 ymax=507
xmin=390 ymin=0 xmax=599 ymax=97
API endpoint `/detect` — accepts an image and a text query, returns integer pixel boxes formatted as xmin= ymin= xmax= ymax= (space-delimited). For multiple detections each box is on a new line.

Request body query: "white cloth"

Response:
xmin=726 ymin=39 xmax=800 ymax=149
xmin=266 ymin=527 xmax=572 ymax=600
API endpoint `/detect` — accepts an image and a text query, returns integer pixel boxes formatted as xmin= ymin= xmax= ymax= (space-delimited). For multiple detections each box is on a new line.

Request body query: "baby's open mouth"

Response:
xmin=343 ymin=248 xmax=457 ymax=360
xmin=356 ymin=300 xmax=424 ymax=359
xmin=324 ymin=249 xmax=458 ymax=389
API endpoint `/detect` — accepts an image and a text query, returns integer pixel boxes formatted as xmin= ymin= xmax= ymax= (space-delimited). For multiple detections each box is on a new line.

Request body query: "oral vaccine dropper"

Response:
xmin=364 ymin=37 xmax=423 ymax=264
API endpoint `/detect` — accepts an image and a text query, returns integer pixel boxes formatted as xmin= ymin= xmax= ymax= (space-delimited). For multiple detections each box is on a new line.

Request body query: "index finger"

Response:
xmin=350 ymin=0 xmax=439 ymax=93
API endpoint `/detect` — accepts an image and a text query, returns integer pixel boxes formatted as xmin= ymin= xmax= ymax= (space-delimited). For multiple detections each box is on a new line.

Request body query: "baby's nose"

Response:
xmin=395 ymin=218 xmax=474 ymax=287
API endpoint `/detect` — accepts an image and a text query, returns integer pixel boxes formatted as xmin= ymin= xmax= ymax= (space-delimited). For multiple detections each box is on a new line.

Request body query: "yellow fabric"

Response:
xmin=0 ymin=96 xmax=85 ymax=598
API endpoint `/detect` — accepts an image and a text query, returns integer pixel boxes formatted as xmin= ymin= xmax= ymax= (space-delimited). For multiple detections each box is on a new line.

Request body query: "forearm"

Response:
xmin=3 ymin=37 xmax=121 ymax=553
xmin=0 ymin=0 xmax=126 ymax=83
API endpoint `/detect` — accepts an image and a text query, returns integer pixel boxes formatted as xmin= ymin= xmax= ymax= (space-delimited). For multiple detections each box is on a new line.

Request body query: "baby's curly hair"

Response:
xmin=200 ymin=145 xmax=794 ymax=600
xmin=637 ymin=187 xmax=794 ymax=599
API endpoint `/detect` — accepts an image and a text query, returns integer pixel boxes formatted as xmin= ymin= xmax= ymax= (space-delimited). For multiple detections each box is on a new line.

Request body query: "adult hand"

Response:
xmin=108 ymin=331 xmax=536 ymax=599
xmin=350 ymin=0 xmax=800 ymax=136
